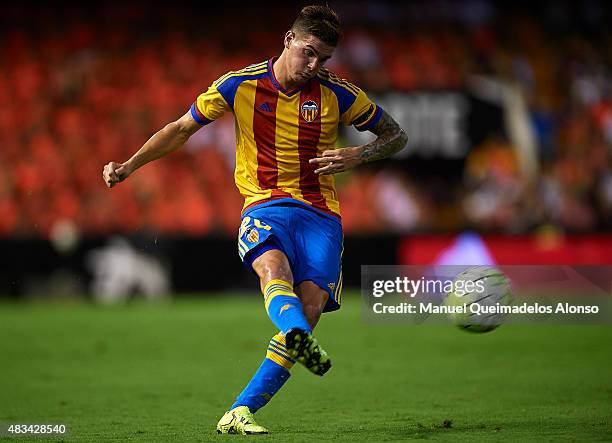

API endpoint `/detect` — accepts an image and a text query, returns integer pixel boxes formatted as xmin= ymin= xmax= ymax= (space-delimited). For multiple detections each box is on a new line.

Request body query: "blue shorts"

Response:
xmin=238 ymin=199 xmax=344 ymax=313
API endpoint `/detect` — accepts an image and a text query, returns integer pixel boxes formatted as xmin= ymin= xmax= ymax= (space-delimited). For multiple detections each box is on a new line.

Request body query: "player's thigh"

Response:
xmin=238 ymin=206 xmax=297 ymax=279
xmin=293 ymin=210 xmax=343 ymax=313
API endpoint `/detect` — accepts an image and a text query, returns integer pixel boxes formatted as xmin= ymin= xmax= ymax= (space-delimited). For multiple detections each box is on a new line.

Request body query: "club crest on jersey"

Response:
xmin=301 ymin=100 xmax=319 ymax=123
xmin=246 ymin=228 xmax=259 ymax=243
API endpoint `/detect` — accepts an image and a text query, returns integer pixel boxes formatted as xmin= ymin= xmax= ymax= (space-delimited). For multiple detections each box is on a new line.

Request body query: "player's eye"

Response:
xmin=304 ymin=49 xmax=314 ymax=57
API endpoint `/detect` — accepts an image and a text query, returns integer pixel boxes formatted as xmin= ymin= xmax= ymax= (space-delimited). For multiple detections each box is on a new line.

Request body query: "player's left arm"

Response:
xmin=310 ymin=110 xmax=408 ymax=175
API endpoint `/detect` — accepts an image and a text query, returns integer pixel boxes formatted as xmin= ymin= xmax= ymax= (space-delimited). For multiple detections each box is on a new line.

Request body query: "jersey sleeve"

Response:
xmin=319 ymin=71 xmax=383 ymax=132
xmin=341 ymin=88 xmax=383 ymax=132
xmin=190 ymin=82 xmax=231 ymax=126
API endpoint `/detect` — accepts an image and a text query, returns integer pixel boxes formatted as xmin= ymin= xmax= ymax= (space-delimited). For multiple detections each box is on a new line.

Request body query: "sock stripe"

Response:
xmin=266 ymin=351 xmax=294 ymax=370
xmin=268 ymin=349 xmax=292 ymax=364
xmin=265 ymin=288 xmax=294 ymax=299
xmin=266 ymin=333 xmax=294 ymax=369
xmin=266 ymin=279 xmax=292 ymax=286
xmin=269 ymin=338 xmax=286 ymax=348
xmin=265 ymin=279 xmax=292 ymax=286
xmin=265 ymin=284 xmax=288 ymax=293
xmin=265 ymin=291 xmax=296 ymax=303
xmin=264 ymin=280 xmax=293 ymax=293
xmin=272 ymin=333 xmax=286 ymax=342
xmin=269 ymin=339 xmax=286 ymax=349
xmin=265 ymin=292 xmax=298 ymax=312
xmin=263 ymin=279 xmax=297 ymax=311
xmin=267 ymin=343 xmax=292 ymax=359
xmin=265 ymin=287 xmax=294 ymax=299
xmin=265 ymin=283 xmax=291 ymax=292
xmin=264 ymin=280 xmax=296 ymax=308
xmin=266 ymin=346 xmax=295 ymax=364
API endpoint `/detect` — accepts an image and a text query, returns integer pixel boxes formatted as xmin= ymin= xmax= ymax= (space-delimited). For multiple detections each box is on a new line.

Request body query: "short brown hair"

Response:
xmin=291 ymin=5 xmax=342 ymax=47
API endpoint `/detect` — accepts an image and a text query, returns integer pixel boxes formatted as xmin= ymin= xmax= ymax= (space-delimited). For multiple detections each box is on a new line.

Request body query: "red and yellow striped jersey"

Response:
xmin=190 ymin=58 xmax=382 ymax=218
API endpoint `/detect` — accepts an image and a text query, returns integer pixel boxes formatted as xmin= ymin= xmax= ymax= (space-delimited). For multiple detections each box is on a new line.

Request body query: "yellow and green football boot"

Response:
xmin=216 ymin=406 xmax=268 ymax=435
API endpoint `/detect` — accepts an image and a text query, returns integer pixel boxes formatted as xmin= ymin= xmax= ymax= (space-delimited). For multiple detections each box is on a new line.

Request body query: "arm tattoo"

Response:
xmin=359 ymin=110 xmax=408 ymax=163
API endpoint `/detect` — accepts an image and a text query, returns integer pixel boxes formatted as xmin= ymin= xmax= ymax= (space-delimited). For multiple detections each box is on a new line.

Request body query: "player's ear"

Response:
xmin=284 ymin=31 xmax=294 ymax=49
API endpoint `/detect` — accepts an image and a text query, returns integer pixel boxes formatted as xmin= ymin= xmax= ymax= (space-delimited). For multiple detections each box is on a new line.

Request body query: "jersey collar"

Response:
xmin=268 ymin=57 xmax=311 ymax=97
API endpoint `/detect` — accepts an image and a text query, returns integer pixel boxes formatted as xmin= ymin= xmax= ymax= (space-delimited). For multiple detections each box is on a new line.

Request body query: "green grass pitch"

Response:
xmin=1 ymin=293 xmax=611 ymax=442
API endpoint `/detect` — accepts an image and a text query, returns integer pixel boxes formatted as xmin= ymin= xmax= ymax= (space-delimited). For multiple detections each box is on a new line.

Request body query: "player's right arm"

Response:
xmin=102 ymin=112 xmax=201 ymax=188
xmin=103 ymin=74 xmax=232 ymax=188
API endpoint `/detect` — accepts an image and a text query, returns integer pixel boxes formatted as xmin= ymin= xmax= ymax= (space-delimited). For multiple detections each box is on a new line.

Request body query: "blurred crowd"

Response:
xmin=0 ymin=1 xmax=610 ymax=238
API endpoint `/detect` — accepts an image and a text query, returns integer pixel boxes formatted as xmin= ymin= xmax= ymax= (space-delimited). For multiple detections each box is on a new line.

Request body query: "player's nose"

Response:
xmin=307 ymin=59 xmax=320 ymax=72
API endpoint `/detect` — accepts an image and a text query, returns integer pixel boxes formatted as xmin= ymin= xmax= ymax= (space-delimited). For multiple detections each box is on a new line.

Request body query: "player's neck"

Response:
xmin=272 ymin=54 xmax=304 ymax=91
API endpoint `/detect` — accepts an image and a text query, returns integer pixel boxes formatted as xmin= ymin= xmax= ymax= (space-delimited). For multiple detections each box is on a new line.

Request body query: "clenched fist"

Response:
xmin=102 ymin=162 xmax=131 ymax=188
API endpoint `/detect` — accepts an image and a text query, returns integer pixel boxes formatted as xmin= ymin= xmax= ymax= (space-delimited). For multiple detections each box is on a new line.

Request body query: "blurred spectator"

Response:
xmin=0 ymin=1 xmax=610 ymax=237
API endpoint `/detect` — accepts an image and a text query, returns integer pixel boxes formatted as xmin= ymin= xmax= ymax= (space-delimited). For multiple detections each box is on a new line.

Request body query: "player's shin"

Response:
xmin=230 ymin=333 xmax=294 ymax=412
xmin=263 ymin=279 xmax=311 ymax=333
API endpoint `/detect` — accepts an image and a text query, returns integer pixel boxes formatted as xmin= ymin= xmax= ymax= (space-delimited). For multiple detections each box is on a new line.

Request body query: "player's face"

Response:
xmin=284 ymin=31 xmax=335 ymax=85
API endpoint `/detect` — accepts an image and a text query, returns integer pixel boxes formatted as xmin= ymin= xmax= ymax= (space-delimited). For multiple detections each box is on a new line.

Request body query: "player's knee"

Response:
xmin=252 ymin=249 xmax=293 ymax=285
